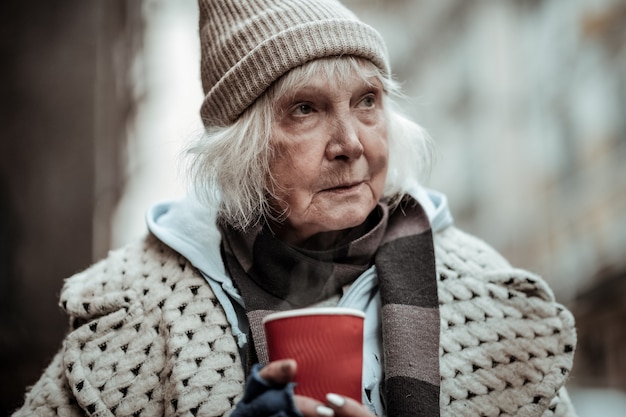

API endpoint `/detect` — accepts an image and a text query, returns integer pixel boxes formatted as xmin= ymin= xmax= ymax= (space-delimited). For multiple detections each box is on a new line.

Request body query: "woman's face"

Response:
xmin=269 ymin=71 xmax=388 ymax=245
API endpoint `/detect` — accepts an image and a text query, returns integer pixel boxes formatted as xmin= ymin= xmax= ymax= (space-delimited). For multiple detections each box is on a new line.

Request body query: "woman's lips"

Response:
xmin=323 ymin=181 xmax=364 ymax=193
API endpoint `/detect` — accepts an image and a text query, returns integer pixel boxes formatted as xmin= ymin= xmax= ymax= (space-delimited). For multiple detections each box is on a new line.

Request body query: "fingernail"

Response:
xmin=316 ymin=405 xmax=334 ymax=417
xmin=326 ymin=393 xmax=345 ymax=407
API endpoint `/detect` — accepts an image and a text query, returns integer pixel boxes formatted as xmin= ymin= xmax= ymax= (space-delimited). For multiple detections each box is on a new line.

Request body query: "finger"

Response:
xmin=257 ymin=359 xmax=298 ymax=386
xmin=294 ymin=395 xmax=335 ymax=417
xmin=325 ymin=394 xmax=375 ymax=417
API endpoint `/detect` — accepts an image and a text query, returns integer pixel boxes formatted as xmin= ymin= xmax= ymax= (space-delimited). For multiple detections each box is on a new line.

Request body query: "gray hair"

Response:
xmin=185 ymin=56 xmax=433 ymax=230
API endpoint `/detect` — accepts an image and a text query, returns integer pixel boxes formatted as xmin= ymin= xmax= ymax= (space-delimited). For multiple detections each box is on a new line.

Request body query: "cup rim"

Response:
xmin=262 ymin=307 xmax=366 ymax=324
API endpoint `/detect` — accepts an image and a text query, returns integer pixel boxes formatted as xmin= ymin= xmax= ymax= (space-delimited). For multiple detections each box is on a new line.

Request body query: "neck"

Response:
xmin=267 ymin=207 xmax=383 ymax=250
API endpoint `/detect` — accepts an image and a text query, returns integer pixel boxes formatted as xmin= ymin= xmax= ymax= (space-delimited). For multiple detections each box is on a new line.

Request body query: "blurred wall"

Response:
xmin=109 ymin=0 xmax=201 ymax=248
xmin=0 ymin=1 xmax=142 ymax=414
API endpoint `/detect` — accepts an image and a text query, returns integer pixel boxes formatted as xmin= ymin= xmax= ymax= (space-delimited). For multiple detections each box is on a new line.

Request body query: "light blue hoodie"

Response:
xmin=146 ymin=185 xmax=453 ymax=414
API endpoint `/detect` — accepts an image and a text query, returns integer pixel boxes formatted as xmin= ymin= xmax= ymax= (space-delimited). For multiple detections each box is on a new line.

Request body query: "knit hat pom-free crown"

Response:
xmin=198 ymin=0 xmax=390 ymax=127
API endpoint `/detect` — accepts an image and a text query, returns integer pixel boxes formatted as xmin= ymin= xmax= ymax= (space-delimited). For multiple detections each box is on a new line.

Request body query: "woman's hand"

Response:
xmin=259 ymin=360 xmax=377 ymax=417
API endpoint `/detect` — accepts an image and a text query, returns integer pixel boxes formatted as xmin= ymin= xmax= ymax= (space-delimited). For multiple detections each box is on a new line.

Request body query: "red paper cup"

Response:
xmin=262 ymin=307 xmax=365 ymax=403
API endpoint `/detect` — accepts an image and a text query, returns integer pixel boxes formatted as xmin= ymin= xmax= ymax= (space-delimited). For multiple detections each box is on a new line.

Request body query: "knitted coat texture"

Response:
xmin=13 ymin=226 xmax=577 ymax=417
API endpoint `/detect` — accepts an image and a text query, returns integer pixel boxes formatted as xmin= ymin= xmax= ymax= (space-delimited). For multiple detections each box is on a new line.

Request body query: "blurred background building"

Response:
xmin=1 ymin=0 xmax=624 ymax=415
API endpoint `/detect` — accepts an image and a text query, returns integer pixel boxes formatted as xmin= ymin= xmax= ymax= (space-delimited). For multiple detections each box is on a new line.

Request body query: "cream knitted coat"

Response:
xmin=13 ymin=226 xmax=577 ymax=417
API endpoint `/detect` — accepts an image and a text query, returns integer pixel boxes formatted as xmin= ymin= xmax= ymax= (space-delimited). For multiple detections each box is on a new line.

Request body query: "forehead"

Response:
xmin=269 ymin=57 xmax=383 ymax=101
xmin=286 ymin=73 xmax=380 ymax=96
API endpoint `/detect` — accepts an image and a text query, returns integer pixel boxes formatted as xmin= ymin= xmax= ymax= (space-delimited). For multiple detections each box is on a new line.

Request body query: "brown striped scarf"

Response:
xmin=220 ymin=196 xmax=440 ymax=416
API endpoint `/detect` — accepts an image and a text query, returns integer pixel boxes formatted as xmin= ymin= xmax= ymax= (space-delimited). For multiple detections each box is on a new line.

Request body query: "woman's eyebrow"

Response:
xmin=276 ymin=87 xmax=325 ymax=109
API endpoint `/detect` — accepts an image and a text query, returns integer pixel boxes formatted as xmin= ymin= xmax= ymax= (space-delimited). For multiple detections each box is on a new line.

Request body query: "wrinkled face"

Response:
xmin=268 ymin=71 xmax=389 ymax=246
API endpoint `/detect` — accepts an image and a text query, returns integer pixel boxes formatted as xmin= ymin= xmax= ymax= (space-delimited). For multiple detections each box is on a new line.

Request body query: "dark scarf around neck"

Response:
xmin=220 ymin=196 xmax=440 ymax=416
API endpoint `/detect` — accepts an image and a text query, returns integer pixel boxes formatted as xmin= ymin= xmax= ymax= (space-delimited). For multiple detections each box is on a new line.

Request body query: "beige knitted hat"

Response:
xmin=198 ymin=0 xmax=390 ymax=127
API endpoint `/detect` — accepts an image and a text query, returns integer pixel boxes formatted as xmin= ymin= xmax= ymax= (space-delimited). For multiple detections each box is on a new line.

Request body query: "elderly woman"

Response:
xmin=13 ymin=0 xmax=577 ymax=416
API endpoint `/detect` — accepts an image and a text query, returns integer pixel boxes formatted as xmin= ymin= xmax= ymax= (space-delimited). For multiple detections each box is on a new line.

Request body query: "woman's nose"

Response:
xmin=325 ymin=114 xmax=364 ymax=161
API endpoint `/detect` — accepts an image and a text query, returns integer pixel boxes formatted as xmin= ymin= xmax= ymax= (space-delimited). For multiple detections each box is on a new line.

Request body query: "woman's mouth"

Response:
xmin=323 ymin=182 xmax=363 ymax=193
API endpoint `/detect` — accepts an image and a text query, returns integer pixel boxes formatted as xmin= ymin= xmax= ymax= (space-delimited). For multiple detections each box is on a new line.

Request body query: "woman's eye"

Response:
xmin=359 ymin=95 xmax=376 ymax=108
xmin=293 ymin=103 xmax=313 ymax=116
